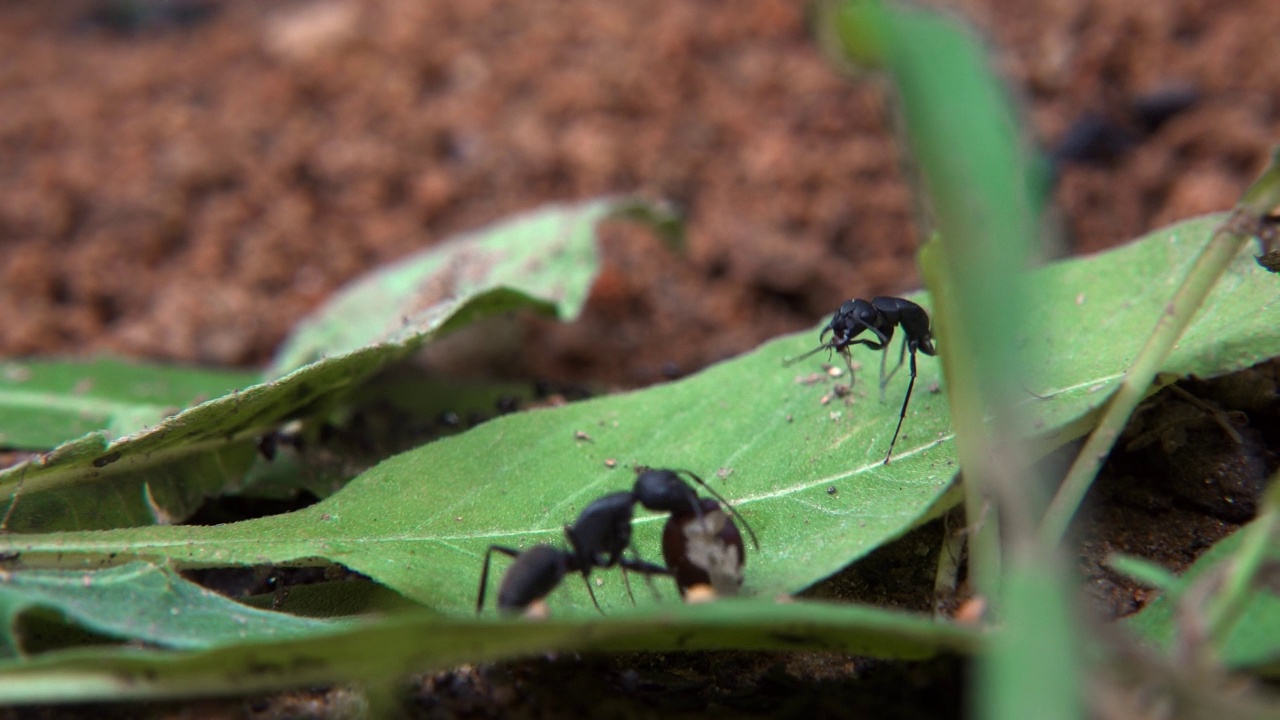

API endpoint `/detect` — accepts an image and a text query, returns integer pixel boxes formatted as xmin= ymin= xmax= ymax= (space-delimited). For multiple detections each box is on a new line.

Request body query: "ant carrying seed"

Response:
xmin=476 ymin=467 xmax=759 ymax=615
xmin=785 ymin=296 xmax=937 ymax=464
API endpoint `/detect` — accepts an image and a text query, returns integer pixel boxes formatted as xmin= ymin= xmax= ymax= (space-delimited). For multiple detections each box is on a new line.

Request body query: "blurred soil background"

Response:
xmin=1 ymin=0 xmax=1279 ymax=717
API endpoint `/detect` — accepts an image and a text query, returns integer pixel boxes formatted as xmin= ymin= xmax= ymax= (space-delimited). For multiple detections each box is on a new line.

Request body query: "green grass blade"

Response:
xmin=0 ymin=600 xmax=980 ymax=704
xmin=979 ymin=562 xmax=1083 ymax=720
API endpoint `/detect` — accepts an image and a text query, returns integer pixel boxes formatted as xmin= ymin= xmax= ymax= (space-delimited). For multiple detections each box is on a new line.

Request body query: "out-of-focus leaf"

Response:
xmin=268 ymin=197 xmax=679 ymax=376
xmin=0 ymin=358 xmax=257 ymax=450
xmin=0 ymin=198 xmax=676 ymax=532
xmin=0 ymin=562 xmax=339 ymax=658
xmin=0 ymin=599 xmax=980 ymax=704
xmin=240 ymin=371 xmax=540 ymax=500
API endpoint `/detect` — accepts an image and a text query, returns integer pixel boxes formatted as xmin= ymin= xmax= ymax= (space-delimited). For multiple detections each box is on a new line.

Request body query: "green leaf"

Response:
xmin=0 ymin=600 xmax=980 ymax=703
xmin=0 ymin=198 xmax=675 ymax=532
xmin=240 ymin=371 xmax=538 ymax=500
xmin=0 ymin=434 xmax=258 ymax=534
xmin=0 ymin=358 xmax=257 ymax=450
xmin=1126 ymin=520 xmax=1280 ymax=673
xmin=0 ymin=336 xmax=959 ymax=612
xmin=1009 ymin=213 xmax=1280 ymax=446
xmin=5 ymin=215 xmax=1280 ymax=615
xmin=0 ymin=562 xmax=339 ymax=658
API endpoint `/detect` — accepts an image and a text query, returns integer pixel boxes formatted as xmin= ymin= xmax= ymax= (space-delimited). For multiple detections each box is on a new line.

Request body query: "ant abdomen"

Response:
xmin=496 ymin=544 xmax=569 ymax=612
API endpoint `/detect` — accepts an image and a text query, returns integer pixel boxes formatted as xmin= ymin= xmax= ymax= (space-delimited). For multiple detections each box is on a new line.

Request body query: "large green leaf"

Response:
xmin=0 ymin=198 xmax=675 ymax=533
xmin=0 ymin=562 xmax=340 ymax=658
xmin=0 ymin=337 xmax=958 ymax=612
xmin=0 ymin=358 xmax=258 ymax=450
xmin=0 ymin=599 xmax=980 ymax=703
xmin=5 ymin=215 xmax=1279 ymax=616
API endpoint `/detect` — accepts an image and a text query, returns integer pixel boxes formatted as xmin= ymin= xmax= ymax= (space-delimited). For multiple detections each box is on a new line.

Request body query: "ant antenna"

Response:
xmin=782 ymin=343 xmax=832 ymax=368
xmin=673 ymin=470 xmax=760 ymax=550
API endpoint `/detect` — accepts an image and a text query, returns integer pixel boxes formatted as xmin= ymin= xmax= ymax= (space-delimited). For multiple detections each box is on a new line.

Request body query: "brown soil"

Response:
xmin=2 ymin=0 xmax=1279 ymax=717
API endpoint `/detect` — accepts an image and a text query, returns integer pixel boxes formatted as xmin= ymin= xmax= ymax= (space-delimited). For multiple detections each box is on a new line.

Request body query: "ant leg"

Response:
xmin=877 ymin=346 xmax=889 ymax=403
xmin=619 ymin=555 xmax=673 ymax=601
xmin=476 ymin=546 xmax=520 ymax=613
xmin=619 ymin=556 xmax=671 ymax=576
xmin=576 ymin=572 xmax=606 ymax=614
xmin=782 ymin=343 xmax=834 ymax=368
xmin=561 ymin=524 xmax=608 ymax=614
xmin=883 ymin=349 xmax=919 ymax=465
xmin=621 ymin=566 xmax=637 ymax=605
xmin=880 ymin=336 xmax=909 ymax=403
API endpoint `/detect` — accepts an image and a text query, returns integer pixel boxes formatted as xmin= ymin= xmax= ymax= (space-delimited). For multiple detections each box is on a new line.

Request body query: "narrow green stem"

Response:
xmin=920 ymin=240 xmax=1003 ymax=605
xmin=1039 ymin=150 xmax=1280 ymax=548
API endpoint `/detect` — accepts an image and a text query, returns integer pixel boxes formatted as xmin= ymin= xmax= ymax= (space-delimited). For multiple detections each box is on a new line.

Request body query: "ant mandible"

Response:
xmin=786 ymin=296 xmax=937 ymax=464
xmin=476 ymin=467 xmax=759 ymax=615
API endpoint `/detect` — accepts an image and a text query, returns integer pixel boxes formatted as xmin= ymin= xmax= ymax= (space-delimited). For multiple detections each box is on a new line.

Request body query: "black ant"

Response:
xmin=785 ymin=296 xmax=937 ymax=464
xmin=476 ymin=467 xmax=759 ymax=615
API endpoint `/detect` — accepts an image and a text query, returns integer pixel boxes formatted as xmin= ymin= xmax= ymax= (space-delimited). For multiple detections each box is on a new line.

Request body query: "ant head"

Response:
xmin=915 ymin=333 xmax=937 ymax=356
xmin=636 ymin=468 xmax=761 ymax=550
xmin=632 ymin=468 xmax=699 ymax=514
xmin=828 ymin=298 xmax=881 ymax=347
